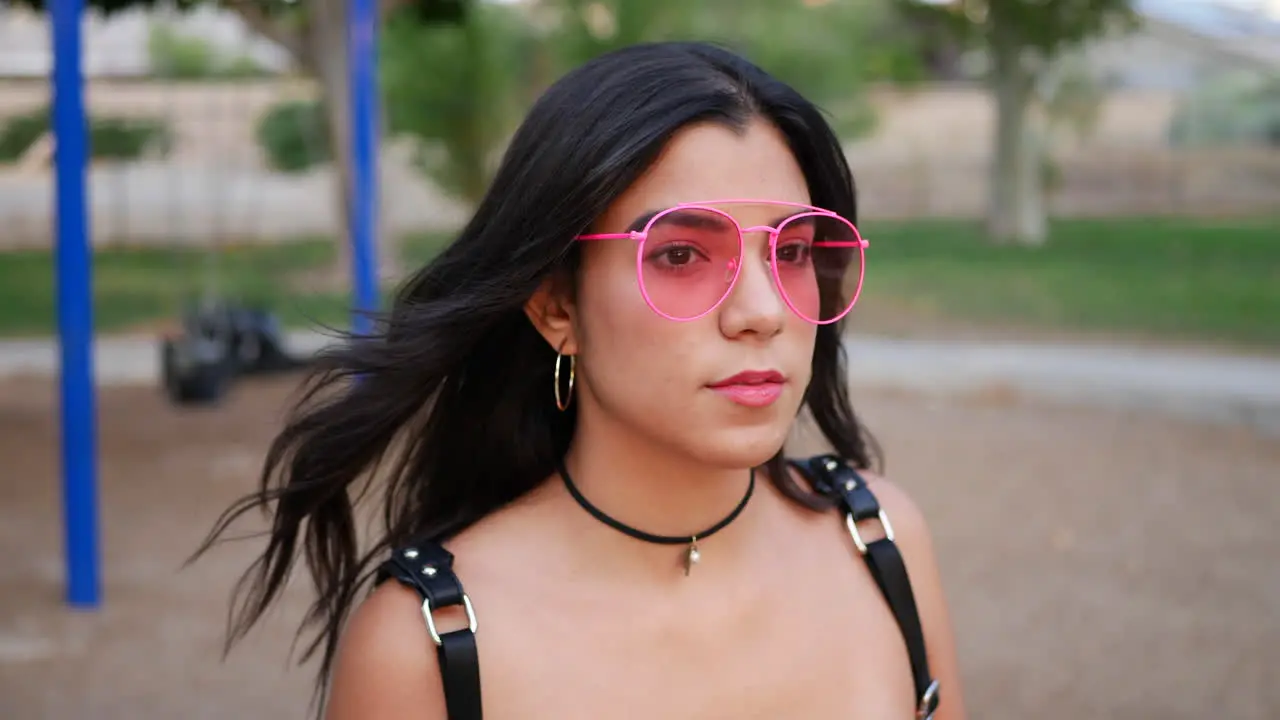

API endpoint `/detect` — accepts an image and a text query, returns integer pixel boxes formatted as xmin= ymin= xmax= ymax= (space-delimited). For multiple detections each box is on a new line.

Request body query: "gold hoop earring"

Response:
xmin=554 ymin=349 xmax=575 ymax=411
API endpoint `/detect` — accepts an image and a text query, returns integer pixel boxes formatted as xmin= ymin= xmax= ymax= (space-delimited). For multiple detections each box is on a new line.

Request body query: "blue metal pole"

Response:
xmin=348 ymin=0 xmax=381 ymax=335
xmin=50 ymin=0 xmax=101 ymax=609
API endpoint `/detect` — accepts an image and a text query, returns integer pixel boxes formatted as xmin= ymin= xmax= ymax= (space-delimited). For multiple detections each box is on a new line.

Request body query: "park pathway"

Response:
xmin=2 ymin=332 xmax=1278 ymax=436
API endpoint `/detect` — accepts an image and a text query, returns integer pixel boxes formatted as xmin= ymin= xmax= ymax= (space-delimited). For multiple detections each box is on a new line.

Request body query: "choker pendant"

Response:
xmin=684 ymin=536 xmax=701 ymax=576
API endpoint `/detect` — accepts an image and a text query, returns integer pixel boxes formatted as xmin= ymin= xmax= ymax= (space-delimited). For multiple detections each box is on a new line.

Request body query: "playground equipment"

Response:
xmin=160 ymin=301 xmax=312 ymax=406
xmin=50 ymin=0 xmax=390 ymax=609
xmin=144 ymin=23 xmax=322 ymax=408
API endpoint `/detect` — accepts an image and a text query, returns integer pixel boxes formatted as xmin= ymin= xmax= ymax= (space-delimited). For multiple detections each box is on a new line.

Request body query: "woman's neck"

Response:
xmin=561 ymin=444 xmax=755 ymax=537
xmin=556 ymin=407 xmax=765 ymax=577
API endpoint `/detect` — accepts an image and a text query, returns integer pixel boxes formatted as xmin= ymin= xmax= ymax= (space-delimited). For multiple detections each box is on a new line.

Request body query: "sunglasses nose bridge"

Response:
xmin=737 ymin=225 xmax=781 ymax=259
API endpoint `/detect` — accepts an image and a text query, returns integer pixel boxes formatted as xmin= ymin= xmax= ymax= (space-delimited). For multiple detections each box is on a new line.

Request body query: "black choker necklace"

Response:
xmin=557 ymin=461 xmax=756 ymax=576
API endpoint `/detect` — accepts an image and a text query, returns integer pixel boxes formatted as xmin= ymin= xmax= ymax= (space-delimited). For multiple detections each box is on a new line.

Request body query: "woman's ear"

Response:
xmin=524 ymin=272 xmax=579 ymax=356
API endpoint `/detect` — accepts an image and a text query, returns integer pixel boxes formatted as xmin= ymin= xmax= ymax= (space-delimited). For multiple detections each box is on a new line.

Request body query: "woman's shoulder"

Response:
xmin=815 ymin=457 xmax=968 ymax=720
xmin=851 ymin=467 xmax=933 ymax=552
xmin=325 ymin=579 xmax=449 ymax=719
xmin=326 ymin=513 xmax=531 ymax=719
xmin=323 ymin=488 xmax=568 ymax=717
xmin=806 ymin=456 xmax=939 ymax=583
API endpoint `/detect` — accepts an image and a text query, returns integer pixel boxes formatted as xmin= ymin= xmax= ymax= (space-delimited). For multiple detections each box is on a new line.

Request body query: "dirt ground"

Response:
xmin=1 ymin=373 xmax=1277 ymax=719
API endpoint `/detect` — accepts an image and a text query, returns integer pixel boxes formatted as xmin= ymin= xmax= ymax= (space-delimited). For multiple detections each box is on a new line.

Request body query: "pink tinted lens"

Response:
xmin=638 ymin=208 xmax=741 ymax=320
xmin=773 ymin=213 xmax=863 ymax=323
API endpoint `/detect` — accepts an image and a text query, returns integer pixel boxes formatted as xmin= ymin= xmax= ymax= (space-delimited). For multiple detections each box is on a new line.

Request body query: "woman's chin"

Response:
xmin=685 ymin=425 xmax=792 ymax=470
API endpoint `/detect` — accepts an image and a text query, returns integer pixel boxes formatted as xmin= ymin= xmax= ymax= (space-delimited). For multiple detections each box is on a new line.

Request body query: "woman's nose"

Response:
xmin=719 ymin=242 xmax=787 ymax=336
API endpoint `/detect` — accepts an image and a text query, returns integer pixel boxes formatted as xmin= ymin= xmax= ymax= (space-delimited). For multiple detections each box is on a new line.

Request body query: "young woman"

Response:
xmin=203 ymin=41 xmax=965 ymax=719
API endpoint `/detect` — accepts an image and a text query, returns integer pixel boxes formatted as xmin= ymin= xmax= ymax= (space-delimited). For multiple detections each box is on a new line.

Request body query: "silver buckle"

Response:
xmin=421 ymin=594 xmax=478 ymax=646
xmin=845 ymin=509 xmax=895 ymax=555
xmin=915 ymin=679 xmax=940 ymax=720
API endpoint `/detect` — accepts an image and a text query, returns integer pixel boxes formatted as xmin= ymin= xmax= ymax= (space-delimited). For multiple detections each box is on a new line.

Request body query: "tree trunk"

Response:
xmin=224 ymin=0 xmax=403 ymax=284
xmin=377 ymin=89 xmax=403 ymax=281
xmin=308 ymin=0 xmax=358 ymax=284
xmin=986 ymin=26 xmax=1047 ymax=246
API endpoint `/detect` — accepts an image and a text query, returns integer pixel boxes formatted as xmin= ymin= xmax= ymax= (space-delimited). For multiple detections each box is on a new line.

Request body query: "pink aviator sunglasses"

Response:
xmin=576 ymin=199 xmax=868 ymax=324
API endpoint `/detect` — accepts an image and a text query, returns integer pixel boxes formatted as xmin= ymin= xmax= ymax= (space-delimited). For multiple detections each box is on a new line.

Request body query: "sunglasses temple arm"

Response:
xmin=813 ymin=240 xmax=869 ymax=248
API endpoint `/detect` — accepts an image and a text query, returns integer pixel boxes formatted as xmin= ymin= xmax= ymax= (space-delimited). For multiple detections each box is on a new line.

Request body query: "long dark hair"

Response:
xmin=197 ymin=40 xmax=880 ymax=705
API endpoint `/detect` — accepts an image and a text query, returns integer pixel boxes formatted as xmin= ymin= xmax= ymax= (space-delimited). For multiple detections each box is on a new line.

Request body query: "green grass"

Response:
xmin=0 ymin=219 xmax=1277 ymax=348
xmin=0 ymin=239 xmax=332 ymax=336
xmin=857 ymin=217 xmax=1280 ymax=349
xmin=0 ymin=234 xmax=450 ymax=338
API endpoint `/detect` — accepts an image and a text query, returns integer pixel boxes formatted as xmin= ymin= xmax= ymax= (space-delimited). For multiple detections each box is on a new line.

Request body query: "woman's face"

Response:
xmin=546 ymin=116 xmax=825 ymax=469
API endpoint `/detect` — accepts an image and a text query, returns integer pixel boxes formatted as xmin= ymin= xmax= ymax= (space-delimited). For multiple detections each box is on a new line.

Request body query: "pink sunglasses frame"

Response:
xmin=575 ymin=199 xmax=868 ymax=325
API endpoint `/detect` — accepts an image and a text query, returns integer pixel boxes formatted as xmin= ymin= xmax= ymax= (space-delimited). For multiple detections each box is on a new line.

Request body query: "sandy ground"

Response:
xmin=1 ymin=373 xmax=1277 ymax=719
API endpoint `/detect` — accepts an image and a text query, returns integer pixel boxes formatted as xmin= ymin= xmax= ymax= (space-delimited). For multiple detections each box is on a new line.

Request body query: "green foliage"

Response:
xmin=379 ymin=1 xmax=900 ymax=202
xmin=90 ymin=116 xmax=174 ymax=159
xmin=221 ymin=54 xmax=273 ymax=78
xmin=694 ymin=0 xmax=889 ymax=138
xmin=543 ymin=0 xmax=898 ymax=138
xmin=0 ymin=106 xmax=172 ymax=164
xmin=0 ymin=109 xmax=49 ymax=163
xmin=147 ymin=23 xmax=270 ymax=80
xmin=8 ymin=0 xmax=202 ymax=13
xmin=1169 ymin=73 xmax=1280 ymax=148
xmin=147 ymin=23 xmax=219 ymax=78
xmin=382 ymin=3 xmax=534 ymax=203
xmin=890 ymin=0 xmax=1138 ymax=244
xmin=893 ymin=0 xmax=1139 ymax=57
xmin=1039 ymin=55 xmax=1107 ymax=140
xmin=406 ymin=0 xmax=468 ymax=23
xmin=255 ymin=99 xmax=331 ymax=173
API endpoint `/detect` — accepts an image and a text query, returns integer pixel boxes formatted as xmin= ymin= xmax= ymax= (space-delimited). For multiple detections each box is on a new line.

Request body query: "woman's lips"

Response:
xmin=709 ymin=382 xmax=784 ymax=407
xmin=708 ymin=370 xmax=786 ymax=408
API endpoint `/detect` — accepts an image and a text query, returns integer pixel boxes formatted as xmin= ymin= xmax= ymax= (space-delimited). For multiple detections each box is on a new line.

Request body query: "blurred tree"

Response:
xmin=382 ymin=2 xmax=534 ymax=203
xmin=146 ymin=21 xmax=269 ymax=79
xmin=696 ymin=0 xmax=889 ymax=138
xmin=1037 ymin=51 xmax=1108 ymax=198
xmin=15 ymin=0 xmax=470 ymax=280
xmin=378 ymin=0 xmax=905 ymax=208
xmin=894 ymin=0 xmax=1138 ymax=245
xmin=1169 ymin=72 xmax=1280 ymax=149
xmin=878 ymin=3 xmax=969 ymax=81
xmin=535 ymin=0 xmax=902 ymax=139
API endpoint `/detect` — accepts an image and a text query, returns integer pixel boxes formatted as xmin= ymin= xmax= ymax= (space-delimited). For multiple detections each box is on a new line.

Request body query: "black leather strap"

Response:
xmin=375 ymin=542 xmax=482 ymax=720
xmin=794 ymin=455 xmax=941 ymax=720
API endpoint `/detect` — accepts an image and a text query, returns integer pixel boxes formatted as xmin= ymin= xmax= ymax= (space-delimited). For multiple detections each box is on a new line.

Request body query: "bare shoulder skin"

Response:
xmin=326 ymin=582 xmax=448 ymax=718
xmin=328 ymin=468 xmax=966 ymax=720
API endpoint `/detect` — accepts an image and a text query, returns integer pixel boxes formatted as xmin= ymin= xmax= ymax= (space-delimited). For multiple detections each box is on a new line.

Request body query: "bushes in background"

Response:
xmin=0 ymin=109 xmax=47 ymax=162
xmin=0 ymin=106 xmax=173 ymax=164
xmin=89 ymin=117 xmax=174 ymax=160
xmin=255 ymin=99 xmax=331 ymax=174
xmin=147 ymin=24 xmax=270 ymax=80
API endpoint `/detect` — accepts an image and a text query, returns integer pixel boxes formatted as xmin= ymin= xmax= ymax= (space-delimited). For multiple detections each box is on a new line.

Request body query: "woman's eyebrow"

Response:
xmin=626 ymin=210 xmax=661 ymax=233
xmin=626 ymin=209 xmax=821 ymax=234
